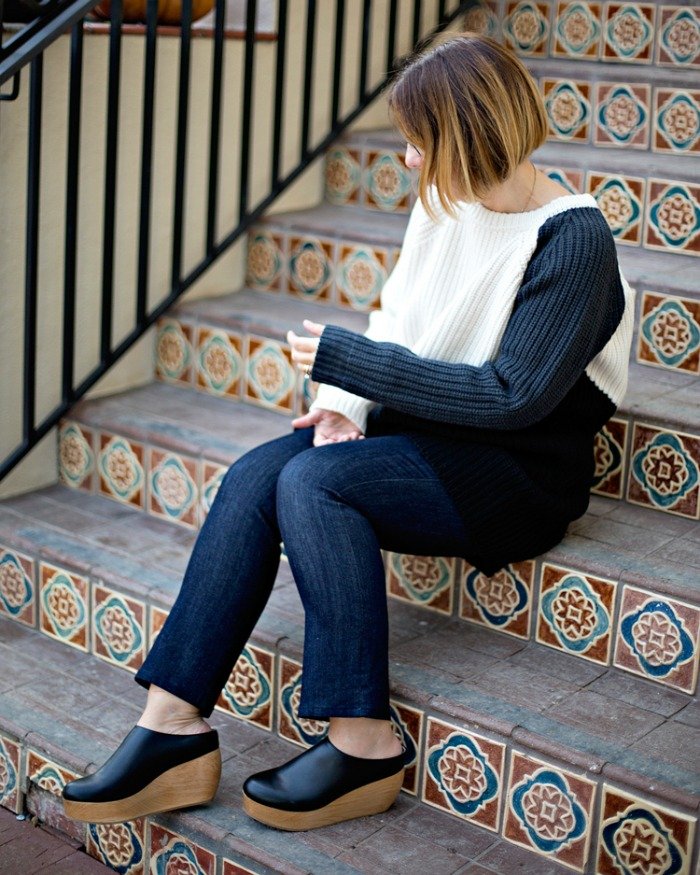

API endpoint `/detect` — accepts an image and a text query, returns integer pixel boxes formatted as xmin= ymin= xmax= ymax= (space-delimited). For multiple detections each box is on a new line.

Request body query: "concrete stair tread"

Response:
xmin=1 ymin=485 xmax=698 ymax=807
xmin=0 ymin=620 xmax=578 ymax=875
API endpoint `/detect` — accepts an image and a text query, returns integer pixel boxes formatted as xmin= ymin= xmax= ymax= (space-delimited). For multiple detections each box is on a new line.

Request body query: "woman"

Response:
xmin=62 ymin=32 xmax=633 ymax=831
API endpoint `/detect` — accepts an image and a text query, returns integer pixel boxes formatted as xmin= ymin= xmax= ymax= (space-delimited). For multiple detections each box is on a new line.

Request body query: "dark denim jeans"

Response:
xmin=135 ymin=427 xmax=467 ymax=720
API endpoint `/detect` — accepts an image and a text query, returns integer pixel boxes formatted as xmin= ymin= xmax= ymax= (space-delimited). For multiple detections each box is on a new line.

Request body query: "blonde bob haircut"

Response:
xmin=387 ymin=32 xmax=548 ymax=220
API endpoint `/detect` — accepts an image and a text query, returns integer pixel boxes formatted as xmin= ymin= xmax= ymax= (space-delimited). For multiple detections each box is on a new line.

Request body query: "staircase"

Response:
xmin=1 ymin=4 xmax=699 ymax=873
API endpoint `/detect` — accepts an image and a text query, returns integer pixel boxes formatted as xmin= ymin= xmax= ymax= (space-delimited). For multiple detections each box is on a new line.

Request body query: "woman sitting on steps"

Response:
xmin=62 ymin=31 xmax=634 ymax=832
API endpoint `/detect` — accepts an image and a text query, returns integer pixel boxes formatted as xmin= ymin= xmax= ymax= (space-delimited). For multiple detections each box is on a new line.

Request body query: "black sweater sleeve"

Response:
xmin=310 ymin=209 xmax=626 ymax=430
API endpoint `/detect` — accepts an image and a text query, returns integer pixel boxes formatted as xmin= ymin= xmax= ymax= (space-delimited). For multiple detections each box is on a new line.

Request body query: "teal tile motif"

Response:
xmin=336 ymin=246 xmax=387 ymax=311
xmin=153 ymin=841 xmax=205 ymax=875
xmin=197 ymin=330 xmax=242 ymax=395
xmin=245 ymin=338 xmax=295 ymax=410
xmin=41 ymin=571 xmax=86 ymax=642
xmin=589 ymin=174 xmax=643 ymax=243
xmin=201 ymin=463 xmax=227 ymax=517
xmin=647 ymin=183 xmax=700 ymax=250
xmin=0 ymin=550 xmax=33 ymax=623
xmin=511 ymin=769 xmax=588 ymax=853
xmin=246 ymin=231 xmax=283 ymax=289
xmin=94 ymin=594 xmax=144 ymax=667
xmin=544 ymin=80 xmax=591 ymax=140
xmin=0 ymin=739 xmax=18 ymax=809
xmin=387 ymin=553 xmax=454 ymax=614
xmin=631 ymin=432 xmax=699 ymax=510
xmin=540 ymin=575 xmax=609 ymax=654
xmin=593 ymin=422 xmax=624 ymax=491
xmin=464 ymin=565 xmax=529 ymax=630
xmin=389 ymin=703 xmax=417 ymax=774
xmin=504 ymin=1 xmax=550 ymax=55
xmin=324 ymin=147 xmax=361 ymax=205
xmin=601 ymin=807 xmax=684 ymax=874
xmin=641 ymin=298 xmax=700 ymax=369
xmin=597 ymin=84 xmax=648 ymax=145
xmin=288 ymin=238 xmax=333 ymax=301
xmin=88 ymin=822 xmax=144 ymax=875
xmin=149 ymin=454 xmax=197 ymax=523
xmin=279 ymin=659 xmax=328 ymax=748
xmin=620 ymin=601 xmax=694 ymax=681
xmin=99 ymin=436 xmax=144 ymax=505
xmin=156 ymin=320 xmax=191 ymax=382
xmin=543 ymin=167 xmax=582 ymax=194
xmin=427 ymin=733 xmax=500 ymax=818
xmin=364 ymin=151 xmax=413 ymax=212
xmin=554 ymin=2 xmax=601 ymax=57
xmin=58 ymin=422 xmax=94 ymax=489
xmin=604 ymin=3 xmax=654 ymax=62
xmin=220 ymin=646 xmax=271 ymax=721
xmin=655 ymin=91 xmax=700 ymax=153
xmin=658 ymin=7 xmax=700 ymax=66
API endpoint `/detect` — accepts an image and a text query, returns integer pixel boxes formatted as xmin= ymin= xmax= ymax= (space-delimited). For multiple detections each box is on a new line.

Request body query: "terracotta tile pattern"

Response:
xmin=594 ymin=81 xmax=650 ymax=148
xmin=644 ymin=178 xmax=700 ymax=256
xmin=552 ymin=1 xmax=602 ymax=59
xmin=602 ymin=2 xmax=656 ymax=63
xmin=26 ymin=750 xmax=79 ymax=796
xmin=460 ymin=561 xmax=535 ymax=639
xmin=542 ymin=78 xmax=592 ymax=141
xmin=58 ymin=421 xmax=96 ymax=492
xmin=0 ymin=546 xmax=36 ymax=628
xmin=653 ymin=88 xmax=700 ymax=154
xmin=148 ymin=449 xmax=199 ymax=529
xmin=592 ymin=417 xmax=628 ymax=499
xmin=86 ymin=819 xmax=146 ymax=875
xmin=215 ymin=644 xmax=274 ymax=731
xmin=277 ymin=656 xmax=328 ymax=748
xmin=387 ymin=552 xmax=455 ymax=615
xmin=91 ymin=585 xmax=146 ymax=673
xmin=149 ymin=823 xmax=215 ymax=875
xmin=390 ymin=700 xmax=423 ymax=795
xmin=587 ymin=172 xmax=645 ymax=245
xmin=39 ymin=562 xmax=89 ymax=652
xmin=656 ymin=5 xmax=700 ymax=67
xmin=0 ymin=735 xmax=22 ymax=813
xmin=504 ymin=1 xmax=552 ymax=57
xmin=637 ymin=292 xmax=700 ymax=374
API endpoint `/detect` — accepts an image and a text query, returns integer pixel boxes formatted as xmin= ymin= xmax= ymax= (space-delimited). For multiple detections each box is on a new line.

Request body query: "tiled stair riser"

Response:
xmin=1 ymin=657 xmax=697 ymax=875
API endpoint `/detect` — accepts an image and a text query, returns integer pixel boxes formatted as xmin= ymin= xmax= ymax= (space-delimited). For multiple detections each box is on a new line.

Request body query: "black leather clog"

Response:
xmin=242 ymin=737 xmax=405 ymax=830
xmin=63 ymin=726 xmax=221 ymax=823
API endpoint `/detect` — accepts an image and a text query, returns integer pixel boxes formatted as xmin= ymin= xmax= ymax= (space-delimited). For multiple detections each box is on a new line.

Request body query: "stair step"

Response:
xmin=0 ymin=486 xmax=698 ymax=872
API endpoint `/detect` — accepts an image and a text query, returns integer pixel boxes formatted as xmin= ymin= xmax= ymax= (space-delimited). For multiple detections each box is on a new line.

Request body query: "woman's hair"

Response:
xmin=387 ymin=32 xmax=548 ymax=219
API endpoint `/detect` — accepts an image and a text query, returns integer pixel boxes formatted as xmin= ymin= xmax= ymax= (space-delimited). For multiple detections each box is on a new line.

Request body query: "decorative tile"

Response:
xmin=201 ymin=461 xmax=228 ymax=518
xmin=215 ymin=644 xmax=274 ymax=731
xmin=540 ymin=166 xmax=584 ymax=193
xmin=463 ymin=0 xmax=501 ymax=38
xmin=656 ymin=5 xmax=700 ymax=67
xmin=654 ymin=88 xmax=700 ymax=154
xmin=0 ymin=546 xmax=35 ymax=627
xmin=587 ymin=172 xmax=644 ymax=245
xmin=244 ymin=335 xmax=296 ymax=414
xmin=324 ymin=147 xmax=362 ymax=206
xmin=597 ymin=785 xmax=696 ymax=874
xmin=86 ymin=819 xmax=146 ymax=875
xmin=336 ymin=245 xmax=388 ymax=311
xmin=386 ymin=552 xmax=455 ymax=615
xmin=602 ymin=2 xmax=655 ymax=63
xmin=148 ymin=605 xmax=169 ymax=648
xmin=150 ymin=823 xmax=215 ymax=875
xmin=196 ymin=327 xmax=243 ymax=398
xmin=98 ymin=434 xmax=145 ymax=509
xmin=58 ymin=421 xmax=95 ymax=491
xmin=504 ymin=751 xmax=595 ymax=871
xmin=92 ymin=585 xmax=146 ymax=673
xmin=543 ymin=79 xmax=591 ymax=142
xmin=0 ymin=735 xmax=21 ymax=813
xmin=389 ymin=700 xmax=423 ymax=795
xmin=422 ymin=717 xmax=505 ymax=832
xmin=613 ymin=586 xmax=699 ymax=693
xmin=297 ymin=371 xmax=318 ymax=416
xmin=504 ymin=1 xmax=551 ymax=56
xmin=27 ymin=750 xmax=79 ymax=796
xmin=223 ymin=861 xmax=261 ymax=875
xmin=645 ymin=179 xmax=700 ymax=255
xmin=39 ymin=562 xmax=88 ymax=652
xmin=148 ymin=450 xmax=198 ymax=529
xmin=627 ymin=422 xmax=700 ymax=519
xmin=287 ymin=236 xmax=334 ymax=303
xmin=552 ymin=1 xmax=602 ymax=59
xmin=460 ymin=561 xmax=534 ymax=639
xmin=592 ymin=417 xmax=628 ymax=499
xmin=155 ymin=319 xmax=193 ymax=385
xmin=245 ymin=229 xmax=284 ymax=291
xmin=537 ymin=563 xmax=616 ymax=665
xmin=594 ymin=82 xmax=650 ymax=148
xmin=637 ymin=292 xmax=700 ymax=373
xmin=363 ymin=150 xmax=413 ymax=212
xmin=277 ymin=656 xmax=328 ymax=748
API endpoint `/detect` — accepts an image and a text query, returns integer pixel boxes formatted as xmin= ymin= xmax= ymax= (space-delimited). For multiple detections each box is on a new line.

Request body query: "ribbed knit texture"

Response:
xmin=309 ymin=194 xmax=634 ymax=574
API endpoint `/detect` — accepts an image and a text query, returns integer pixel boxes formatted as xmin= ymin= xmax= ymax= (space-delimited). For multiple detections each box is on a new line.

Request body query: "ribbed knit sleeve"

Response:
xmin=310 ymin=209 xmax=626 ymax=431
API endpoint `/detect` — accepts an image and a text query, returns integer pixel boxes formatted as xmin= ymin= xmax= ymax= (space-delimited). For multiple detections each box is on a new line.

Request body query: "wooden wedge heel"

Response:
xmin=62 ymin=726 xmax=221 ymax=824
xmin=242 ymin=737 xmax=405 ymax=831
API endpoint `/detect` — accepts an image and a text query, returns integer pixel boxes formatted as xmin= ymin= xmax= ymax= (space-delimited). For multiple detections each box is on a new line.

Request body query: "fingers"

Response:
xmin=291 ymin=410 xmax=322 ymax=429
xmin=286 ymin=331 xmax=319 ymax=353
xmin=302 ymin=320 xmax=325 ymax=336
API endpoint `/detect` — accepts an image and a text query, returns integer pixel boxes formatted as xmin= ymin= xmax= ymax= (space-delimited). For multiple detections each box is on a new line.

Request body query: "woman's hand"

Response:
xmin=287 ymin=319 xmax=325 ymax=376
xmin=292 ymin=409 xmax=365 ymax=446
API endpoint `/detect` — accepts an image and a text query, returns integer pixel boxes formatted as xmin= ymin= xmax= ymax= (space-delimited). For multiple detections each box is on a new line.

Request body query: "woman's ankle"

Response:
xmin=137 ymin=685 xmax=211 ymax=735
xmin=328 ymin=717 xmax=403 ymax=759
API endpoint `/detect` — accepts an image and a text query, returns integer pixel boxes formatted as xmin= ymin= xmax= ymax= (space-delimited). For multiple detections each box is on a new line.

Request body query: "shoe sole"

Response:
xmin=63 ymin=749 xmax=221 ymax=824
xmin=242 ymin=768 xmax=405 ymax=831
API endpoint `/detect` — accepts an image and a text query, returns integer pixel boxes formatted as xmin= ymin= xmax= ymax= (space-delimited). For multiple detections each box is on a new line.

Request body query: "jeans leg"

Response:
xmin=135 ymin=427 xmax=314 ymax=716
xmin=275 ymin=435 xmax=469 ymax=721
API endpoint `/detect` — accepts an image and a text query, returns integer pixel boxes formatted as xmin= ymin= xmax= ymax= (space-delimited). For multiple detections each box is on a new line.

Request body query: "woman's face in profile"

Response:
xmin=404 ymin=143 xmax=423 ymax=170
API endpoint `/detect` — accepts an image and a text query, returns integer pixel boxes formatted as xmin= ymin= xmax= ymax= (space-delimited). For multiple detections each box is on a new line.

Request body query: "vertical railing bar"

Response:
xmin=438 ymin=0 xmax=446 ymax=20
xmin=330 ymin=0 xmax=345 ymax=127
xmin=412 ymin=0 xmax=422 ymax=48
xmin=300 ymin=0 xmax=316 ymax=157
xmin=358 ymin=0 xmax=371 ymax=99
xmin=270 ymin=0 xmax=288 ymax=186
xmin=386 ymin=0 xmax=398 ymax=75
xmin=23 ymin=53 xmax=42 ymax=443
xmin=205 ymin=0 xmax=226 ymax=252
xmin=238 ymin=0 xmax=256 ymax=221
xmin=100 ymin=0 xmax=123 ymax=361
xmin=62 ymin=20 xmax=83 ymax=402
xmin=171 ymin=0 xmax=192 ymax=288
xmin=136 ymin=0 xmax=158 ymax=323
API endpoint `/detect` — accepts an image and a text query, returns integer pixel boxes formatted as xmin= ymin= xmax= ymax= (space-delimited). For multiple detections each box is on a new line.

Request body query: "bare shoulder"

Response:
xmin=535 ymin=171 xmax=575 ymax=205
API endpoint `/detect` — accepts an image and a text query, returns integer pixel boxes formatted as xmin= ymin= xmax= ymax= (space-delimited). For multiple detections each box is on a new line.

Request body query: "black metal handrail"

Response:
xmin=1 ymin=0 xmax=477 ymax=481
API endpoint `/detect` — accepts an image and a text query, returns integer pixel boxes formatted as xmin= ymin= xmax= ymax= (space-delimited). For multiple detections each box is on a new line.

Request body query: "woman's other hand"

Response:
xmin=291 ymin=409 xmax=365 ymax=447
xmin=287 ymin=320 xmax=325 ymax=375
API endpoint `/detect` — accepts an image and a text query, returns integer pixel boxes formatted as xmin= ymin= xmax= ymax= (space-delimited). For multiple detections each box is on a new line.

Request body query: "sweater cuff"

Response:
xmin=308 ymin=385 xmax=373 ymax=433
xmin=311 ymin=324 xmax=358 ymax=388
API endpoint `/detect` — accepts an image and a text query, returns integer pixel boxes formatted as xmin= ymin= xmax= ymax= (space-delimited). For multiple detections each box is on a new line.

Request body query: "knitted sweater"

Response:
xmin=308 ymin=192 xmax=635 ymax=575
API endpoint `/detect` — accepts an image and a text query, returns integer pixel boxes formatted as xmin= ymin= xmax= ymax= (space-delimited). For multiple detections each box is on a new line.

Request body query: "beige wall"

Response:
xmin=0 ymin=0 xmax=449 ymax=498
